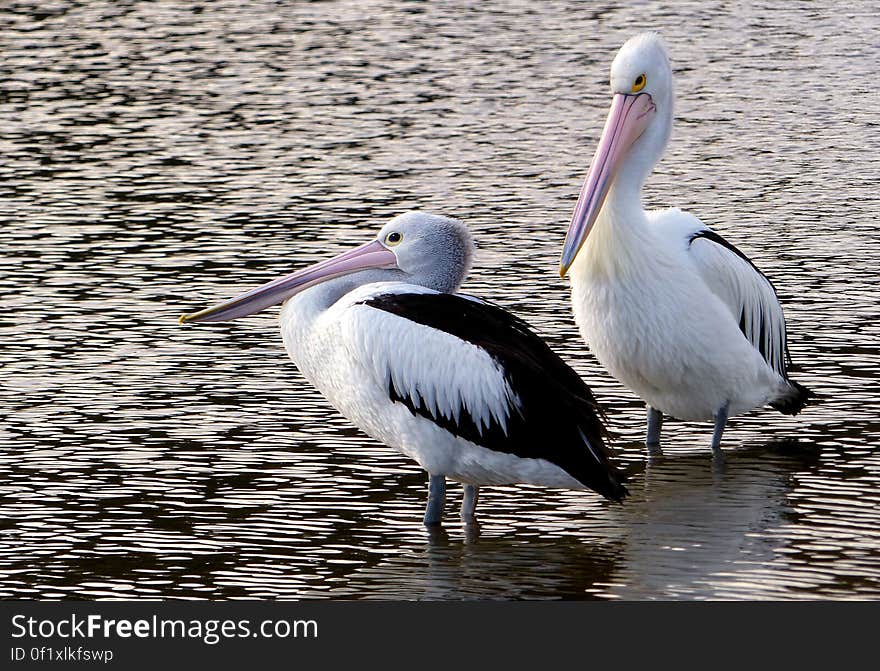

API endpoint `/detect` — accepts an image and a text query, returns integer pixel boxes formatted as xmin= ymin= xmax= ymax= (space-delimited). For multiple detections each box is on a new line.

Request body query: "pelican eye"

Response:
xmin=385 ymin=231 xmax=403 ymax=246
xmin=632 ymin=73 xmax=647 ymax=93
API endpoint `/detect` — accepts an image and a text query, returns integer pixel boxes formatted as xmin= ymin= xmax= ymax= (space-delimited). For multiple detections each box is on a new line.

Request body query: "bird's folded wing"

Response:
xmin=688 ymin=229 xmax=789 ymax=377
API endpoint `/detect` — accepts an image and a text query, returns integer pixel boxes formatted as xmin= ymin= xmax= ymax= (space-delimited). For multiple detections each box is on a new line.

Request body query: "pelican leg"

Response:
xmin=460 ymin=484 xmax=479 ymax=522
xmin=423 ymin=474 xmax=446 ymax=526
xmin=646 ymin=406 xmax=663 ymax=453
xmin=710 ymin=401 xmax=730 ymax=459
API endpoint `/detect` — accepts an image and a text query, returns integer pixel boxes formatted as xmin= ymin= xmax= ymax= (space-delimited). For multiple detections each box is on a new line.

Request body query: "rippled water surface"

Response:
xmin=2 ymin=1 xmax=879 ymax=600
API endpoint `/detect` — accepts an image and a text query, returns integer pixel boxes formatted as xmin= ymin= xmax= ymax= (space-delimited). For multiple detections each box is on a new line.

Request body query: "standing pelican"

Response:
xmin=180 ymin=212 xmax=627 ymax=525
xmin=559 ymin=34 xmax=812 ymax=456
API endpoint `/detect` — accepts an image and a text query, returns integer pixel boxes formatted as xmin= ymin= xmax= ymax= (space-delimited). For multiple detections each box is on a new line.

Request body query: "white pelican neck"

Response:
xmin=575 ymin=191 xmax=651 ymax=277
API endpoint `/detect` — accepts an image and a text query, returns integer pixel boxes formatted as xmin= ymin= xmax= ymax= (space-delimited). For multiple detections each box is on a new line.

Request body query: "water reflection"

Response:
xmin=336 ymin=529 xmax=621 ymax=601
xmin=2 ymin=1 xmax=879 ymax=600
xmin=608 ymin=441 xmax=820 ymax=599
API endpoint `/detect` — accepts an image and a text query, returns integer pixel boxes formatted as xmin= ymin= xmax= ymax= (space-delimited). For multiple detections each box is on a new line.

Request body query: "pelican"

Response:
xmin=180 ymin=212 xmax=627 ymax=525
xmin=559 ymin=34 xmax=813 ymax=457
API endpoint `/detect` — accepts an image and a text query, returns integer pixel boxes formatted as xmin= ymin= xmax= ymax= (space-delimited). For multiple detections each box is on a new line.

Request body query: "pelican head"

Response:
xmin=178 ymin=211 xmax=474 ymax=324
xmin=559 ymin=33 xmax=673 ymax=276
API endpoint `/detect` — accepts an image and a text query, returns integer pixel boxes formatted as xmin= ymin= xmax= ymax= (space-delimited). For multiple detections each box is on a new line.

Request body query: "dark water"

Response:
xmin=2 ymin=1 xmax=878 ymax=600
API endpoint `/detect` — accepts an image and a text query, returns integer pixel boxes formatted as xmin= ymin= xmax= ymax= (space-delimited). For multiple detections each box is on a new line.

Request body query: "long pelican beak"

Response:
xmin=178 ymin=239 xmax=398 ymax=324
xmin=559 ymin=93 xmax=655 ymax=276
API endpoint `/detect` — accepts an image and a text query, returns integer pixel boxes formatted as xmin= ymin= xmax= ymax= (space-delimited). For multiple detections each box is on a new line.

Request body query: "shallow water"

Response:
xmin=1 ymin=1 xmax=878 ymax=600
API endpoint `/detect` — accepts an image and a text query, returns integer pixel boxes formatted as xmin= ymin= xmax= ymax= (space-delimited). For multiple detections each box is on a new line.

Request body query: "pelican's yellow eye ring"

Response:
xmin=632 ymin=73 xmax=647 ymax=93
xmin=385 ymin=231 xmax=403 ymax=246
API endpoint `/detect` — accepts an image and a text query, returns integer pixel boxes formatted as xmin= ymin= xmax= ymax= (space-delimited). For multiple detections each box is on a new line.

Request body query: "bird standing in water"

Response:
xmin=559 ymin=34 xmax=812 ymax=457
xmin=181 ymin=212 xmax=627 ymax=525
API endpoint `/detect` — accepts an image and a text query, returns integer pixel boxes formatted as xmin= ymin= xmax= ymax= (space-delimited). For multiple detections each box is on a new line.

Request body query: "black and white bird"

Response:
xmin=180 ymin=212 xmax=627 ymax=525
xmin=558 ymin=33 xmax=813 ymax=457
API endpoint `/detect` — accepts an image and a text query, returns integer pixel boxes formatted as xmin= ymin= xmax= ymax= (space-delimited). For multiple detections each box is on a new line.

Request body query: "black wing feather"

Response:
xmin=361 ymin=292 xmax=627 ymax=501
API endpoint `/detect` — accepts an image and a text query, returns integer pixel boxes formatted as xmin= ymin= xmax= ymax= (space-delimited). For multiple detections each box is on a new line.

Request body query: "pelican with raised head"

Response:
xmin=559 ymin=34 xmax=813 ymax=457
xmin=180 ymin=212 xmax=627 ymax=525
